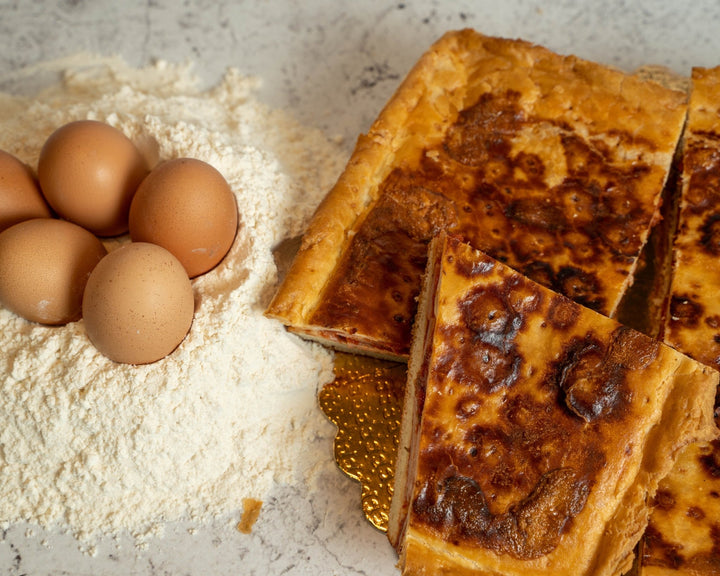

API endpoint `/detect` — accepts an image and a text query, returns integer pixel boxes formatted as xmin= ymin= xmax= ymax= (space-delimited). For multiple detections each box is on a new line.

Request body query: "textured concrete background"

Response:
xmin=1 ymin=1 xmax=719 ymax=574
xmin=3 ymin=0 xmax=720 ymax=147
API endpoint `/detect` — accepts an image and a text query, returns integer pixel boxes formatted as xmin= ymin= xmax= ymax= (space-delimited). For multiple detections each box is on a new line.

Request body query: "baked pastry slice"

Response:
xmin=663 ymin=66 xmax=720 ymax=371
xmin=640 ymin=66 xmax=720 ymax=576
xmin=265 ymin=29 xmax=688 ymax=361
xmin=640 ymin=437 xmax=720 ymax=576
xmin=388 ymin=233 xmax=718 ymax=576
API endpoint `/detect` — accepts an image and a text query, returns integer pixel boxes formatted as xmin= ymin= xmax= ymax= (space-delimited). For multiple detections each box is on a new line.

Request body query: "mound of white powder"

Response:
xmin=0 ymin=55 xmax=346 ymax=548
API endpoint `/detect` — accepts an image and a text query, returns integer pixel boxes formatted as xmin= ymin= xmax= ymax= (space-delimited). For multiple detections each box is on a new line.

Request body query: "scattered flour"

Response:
xmin=0 ymin=55 xmax=347 ymax=548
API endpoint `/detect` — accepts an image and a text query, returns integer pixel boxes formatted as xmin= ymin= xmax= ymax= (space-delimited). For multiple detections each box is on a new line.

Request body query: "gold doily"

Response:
xmin=318 ymin=353 xmax=406 ymax=532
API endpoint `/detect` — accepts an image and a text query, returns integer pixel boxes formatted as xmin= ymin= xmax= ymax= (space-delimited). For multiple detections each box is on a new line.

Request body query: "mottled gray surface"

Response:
xmin=3 ymin=0 xmax=720 ymax=148
xmin=1 ymin=1 xmax=719 ymax=574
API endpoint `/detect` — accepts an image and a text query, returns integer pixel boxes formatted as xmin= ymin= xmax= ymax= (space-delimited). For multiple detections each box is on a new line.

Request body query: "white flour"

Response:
xmin=0 ymin=55 xmax=345 ymax=550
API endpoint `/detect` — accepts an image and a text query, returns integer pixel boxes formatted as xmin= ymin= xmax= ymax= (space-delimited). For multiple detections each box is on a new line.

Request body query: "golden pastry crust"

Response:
xmin=640 ymin=66 xmax=720 ymax=576
xmin=389 ymin=234 xmax=718 ymax=576
xmin=265 ymin=29 xmax=688 ymax=361
xmin=664 ymin=66 xmax=720 ymax=369
xmin=641 ymin=440 xmax=720 ymax=576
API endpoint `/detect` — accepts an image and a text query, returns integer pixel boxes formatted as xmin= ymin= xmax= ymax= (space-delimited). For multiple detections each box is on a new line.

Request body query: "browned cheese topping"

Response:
xmin=266 ymin=31 xmax=687 ymax=363
xmin=310 ymin=89 xmax=665 ymax=356
xmin=409 ymin=236 xmax=664 ymax=560
xmin=664 ymin=69 xmax=720 ymax=370
xmin=642 ymin=66 xmax=720 ymax=576
xmin=642 ymin=438 xmax=720 ymax=573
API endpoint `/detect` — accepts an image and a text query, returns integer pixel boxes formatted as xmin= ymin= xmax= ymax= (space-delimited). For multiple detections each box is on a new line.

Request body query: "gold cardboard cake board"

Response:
xmin=318 ymin=353 xmax=406 ymax=532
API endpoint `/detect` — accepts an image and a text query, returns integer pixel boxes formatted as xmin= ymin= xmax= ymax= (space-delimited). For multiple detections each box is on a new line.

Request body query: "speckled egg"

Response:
xmin=129 ymin=157 xmax=238 ymax=278
xmin=0 ymin=218 xmax=107 ymax=325
xmin=82 ymin=242 xmax=195 ymax=365
xmin=37 ymin=120 xmax=149 ymax=236
xmin=0 ymin=149 xmax=52 ymax=233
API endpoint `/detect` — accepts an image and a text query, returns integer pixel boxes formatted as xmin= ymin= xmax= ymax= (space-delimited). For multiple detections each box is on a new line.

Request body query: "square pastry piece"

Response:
xmin=388 ymin=234 xmax=718 ymax=576
xmin=640 ymin=66 xmax=720 ymax=576
xmin=266 ymin=29 xmax=688 ymax=361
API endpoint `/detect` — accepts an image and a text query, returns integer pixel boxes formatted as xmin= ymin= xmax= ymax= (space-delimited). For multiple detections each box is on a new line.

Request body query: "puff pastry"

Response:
xmin=640 ymin=66 xmax=720 ymax=576
xmin=388 ymin=233 xmax=718 ymax=576
xmin=265 ymin=29 xmax=688 ymax=361
xmin=663 ymin=66 xmax=720 ymax=370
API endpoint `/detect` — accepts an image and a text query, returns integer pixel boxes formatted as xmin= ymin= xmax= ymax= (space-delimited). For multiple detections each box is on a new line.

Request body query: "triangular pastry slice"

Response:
xmin=640 ymin=66 xmax=720 ymax=576
xmin=266 ymin=29 xmax=688 ymax=361
xmin=388 ymin=234 xmax=717 ymax=576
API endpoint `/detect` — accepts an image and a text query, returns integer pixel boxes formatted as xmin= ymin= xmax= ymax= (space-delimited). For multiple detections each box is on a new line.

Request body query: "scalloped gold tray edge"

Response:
xmin=317 ymin=352 xmax=407 ymax=532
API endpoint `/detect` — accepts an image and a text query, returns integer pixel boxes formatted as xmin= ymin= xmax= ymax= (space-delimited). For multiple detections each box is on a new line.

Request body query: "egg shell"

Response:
xmin=0 ymin=149 xmax=52 ymax=233
xmin=82 ymin=242 xmax=195 ymax=365
xmin=0 ymin=218 xmax=107 ymax=325
xmin=37 ymin=120 xmax=149 ymax=237
xmin=129 ymin=157 xmax=238 ymax=278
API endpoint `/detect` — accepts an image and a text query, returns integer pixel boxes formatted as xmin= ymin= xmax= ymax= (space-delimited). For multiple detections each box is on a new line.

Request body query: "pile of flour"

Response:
xmin=0 ymin=55 xmax=346 ymax=549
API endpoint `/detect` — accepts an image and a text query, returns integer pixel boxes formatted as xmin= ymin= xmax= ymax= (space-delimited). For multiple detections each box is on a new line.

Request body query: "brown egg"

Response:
xmin=82 ymin=242 xmax=194 ymax=365
xmin=0 ymin=218 xmax=107 ymax=325
xmin=37 ymin=120 xmax=149 ymax=237
xmin=129 ymin=157 xmax=238 ymax=278
xmin=0 ymin=149 xmax=53 ymax=233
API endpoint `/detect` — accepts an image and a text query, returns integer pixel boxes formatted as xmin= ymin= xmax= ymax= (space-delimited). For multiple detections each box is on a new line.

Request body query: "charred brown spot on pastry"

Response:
xmin=418 ymin=379 xmax=607 ymax=548
xmin=643 ymin=523 xmax=685 ymax=569
xmin=455 ymin=395 xmax=483 ymax=420
xmin=687 ymin=506 xmax=706 ymax=520
xmin=442 ymin=89 xmax=653 ymax=279
xmin=653 ymin=489 xmax=676 ymax=511
xmin=562 ymin=134 xmax=605 ymax=178
xmin=685 ymin=140 xmax=720 ymax=212
xmin=434 ymin=278 xmax=537 ymax=393
xmin=511 ymin=469 xmax=590 ymax=556
xmin=546 ymin=295 xmax=580 ymax=330
xmin=600 ymin=170 xmax=648 ymax=218
xmin=522 ymin=261 xmax=555 ymax=288
xmin=554 ymin=267 xmax=603 ymax=312
xmin=444 ymin=90 xmax=524 ymax=168
xmin=505 ymin=199 xmax=566 ymax=232
xmin=555 ymin=337 xmax=612 ymax=421
xmin=711 ymin=524 xmax=720 ymax=556
xmin=505 ymin=276 xmax=542 ymax=315
xmin=607 ymin=326 xmax=659 ymax=370
xmin=499 ymin=391 xmax=586 ymax=474
xmin=436 ymin=327 xmax=522 ymax=394
xmin=459 ymin=284 xmax=522 ymax=346
xmin=605 ymin=128 xmax=659 ymax=151
xmin=647 ymin=522 xmax=720 ymax=574
xmin=513 ymin=151 xmax=546 ymax=183
xmin=451 ymin=242 xmax=496 ymax=278
xmin=699 ymin=439 xmax=720 ymax=479
xmin=560 ymin=134 xmax=653 ymax=245
xmin=700 ymin=213 xmax=720 ymax=255
xmin=669 ymin=295 xmax=704 ymax=328
xmin=555 ymin=180 xmax=597 ymax=226
xmin=380 ymin=171 xmax=460 ymax=241
xmin=551 ymin=328 xmax=637 ymax=422
xmin=510 ymin=229 xmax=561 ymax=266
xmin=596 ymin=214 xmax=642 ymax=257
xmin=411 ymin=467 xmax=589 ymax=559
